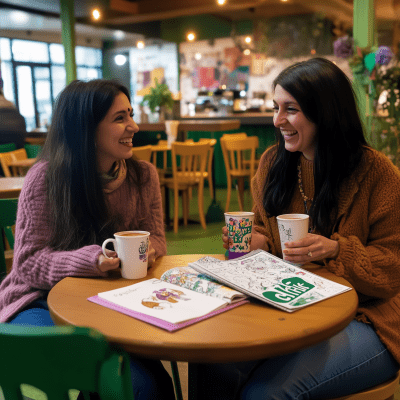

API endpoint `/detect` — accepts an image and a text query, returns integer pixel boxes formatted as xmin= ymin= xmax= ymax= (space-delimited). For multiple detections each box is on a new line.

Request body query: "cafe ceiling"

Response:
xmin=0 ymin=0 xmax=397 ymax=37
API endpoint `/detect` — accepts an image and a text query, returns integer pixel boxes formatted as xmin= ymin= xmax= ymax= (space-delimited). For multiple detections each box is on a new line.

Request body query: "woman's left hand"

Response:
xmin=148 ymin=241 xmax=156 ymax=267
xmin=282 ymin=233 xmax=339 ymax=265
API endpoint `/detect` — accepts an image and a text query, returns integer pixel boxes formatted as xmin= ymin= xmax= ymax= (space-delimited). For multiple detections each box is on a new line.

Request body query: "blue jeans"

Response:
xmin=9 ymin=300 xmax=175 ymax=400
xmin=196 ymin=320 xmax=399 ymax=400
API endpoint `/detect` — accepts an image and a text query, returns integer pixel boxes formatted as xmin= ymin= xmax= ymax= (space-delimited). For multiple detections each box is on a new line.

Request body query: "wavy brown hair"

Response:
xmin=263 ymin=58 xmax=369 ymax=236
xmin=40 ymin=79 xmax=146 ymax=250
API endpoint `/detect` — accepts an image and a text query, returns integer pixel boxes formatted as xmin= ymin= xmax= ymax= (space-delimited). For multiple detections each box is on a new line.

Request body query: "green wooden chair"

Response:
xmin=0 ymin=324 xmax=135 ymax=400
xmin=0 ymin=198 xmax=18 ymax=282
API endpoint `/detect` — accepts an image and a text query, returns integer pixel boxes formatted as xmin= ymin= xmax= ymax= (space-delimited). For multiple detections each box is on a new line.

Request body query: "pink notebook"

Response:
xmin=88 ymin=295 xmax=249 ymax=332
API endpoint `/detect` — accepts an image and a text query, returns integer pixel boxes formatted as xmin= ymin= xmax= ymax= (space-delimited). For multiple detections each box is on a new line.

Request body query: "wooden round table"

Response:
xmin=48 ymin=254 xmax=358 ymax=364
xmin=0 ymin=177 xmax=25 ymax=198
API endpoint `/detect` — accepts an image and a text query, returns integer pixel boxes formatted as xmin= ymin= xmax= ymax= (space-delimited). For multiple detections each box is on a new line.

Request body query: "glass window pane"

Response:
xmin=0 ymin=38 xmax=12 ymax=61
xmin=34 ymin=68 xmax=52 ymax=127
xmin=16 ymin=65 xmax=36 ymax=131
xmin=34 ymin=67 xmax=50 ymax=80
xmin=75 ymin=46 xmax=102 ymax=67
xmin=1 ymin=61 xmax=15 ymax=103
xmin=49 ymin=43 xmax=65 ymax=64
xmin=51 ymin=66 xmax=66 ymax=100
xmin=77 ymin=67 xmax=101 ymax=81
xmin=12 ymin=39 xmax=49 ymax=63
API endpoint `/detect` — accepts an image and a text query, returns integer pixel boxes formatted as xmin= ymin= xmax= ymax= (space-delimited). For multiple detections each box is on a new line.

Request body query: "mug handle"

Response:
xmin=102 ymin=238 xmax=117 ymax=259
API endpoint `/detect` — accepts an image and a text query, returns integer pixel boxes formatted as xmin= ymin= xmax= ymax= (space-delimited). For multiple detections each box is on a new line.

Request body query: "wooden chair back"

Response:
xmin=220 ymin=135 xmax=259 ymax=212
xmin=198 ymin=138 xmax=217 ymax=198
xmin=0 ymin=149 xmax=28 ymax=177
xmin=221 ymin=135 xmax=258 ymax=179
xmin=0 ymin=152 xmax=14 ymax=177
xmin=11 ymin=148 xmax=28 ymax=161
xmin=221 ymin=132 xmax=248 ymax=140
xmin=171 ymin=142 xmax=210 ymax=182
xmin=131 ymin=145 xmax=153 ymax=162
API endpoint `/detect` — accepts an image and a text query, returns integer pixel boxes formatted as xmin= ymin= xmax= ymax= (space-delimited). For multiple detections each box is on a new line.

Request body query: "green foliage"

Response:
xmin=141 ymin=78 xmax=174 ymax=113
xmin=371 ymin=60 xmax=400 ymax=167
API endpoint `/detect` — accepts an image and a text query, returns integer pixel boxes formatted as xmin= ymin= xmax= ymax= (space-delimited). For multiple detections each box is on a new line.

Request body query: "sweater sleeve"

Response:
xmin=325 ymin=154 xmax=400 ymax=299
xmin=12 ymin=163 xmax=107 ymax=291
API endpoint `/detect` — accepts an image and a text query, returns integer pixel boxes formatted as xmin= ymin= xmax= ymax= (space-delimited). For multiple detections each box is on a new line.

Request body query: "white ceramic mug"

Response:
xmin=102 ymin=231 xmax=150 ymax=279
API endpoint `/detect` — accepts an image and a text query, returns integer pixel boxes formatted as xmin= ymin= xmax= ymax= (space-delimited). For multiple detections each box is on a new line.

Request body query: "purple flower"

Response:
xmin=375 ymin=46 xmax=394 ymax=65
xmin=333 ymin=36 xmax=354 ymax=58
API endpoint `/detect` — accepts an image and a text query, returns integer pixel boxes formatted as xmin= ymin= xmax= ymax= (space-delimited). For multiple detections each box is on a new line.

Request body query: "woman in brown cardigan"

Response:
xmin=206 ymin=58 xmax=400 ymax=399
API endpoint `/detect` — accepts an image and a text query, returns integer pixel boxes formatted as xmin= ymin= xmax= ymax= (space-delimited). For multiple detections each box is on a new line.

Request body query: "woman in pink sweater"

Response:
xmin=0 ymin=79 xmax=174 ymax=400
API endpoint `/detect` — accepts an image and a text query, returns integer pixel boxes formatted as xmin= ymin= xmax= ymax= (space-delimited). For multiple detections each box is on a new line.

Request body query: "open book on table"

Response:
xmin=188 ymin=249 xmax=352 ymax=313
xmin=87 ymin=267 xmax=248 ymax=332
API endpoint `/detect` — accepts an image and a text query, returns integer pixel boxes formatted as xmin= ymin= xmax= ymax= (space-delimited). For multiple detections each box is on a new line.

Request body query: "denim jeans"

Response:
xmin=196 ymin=319 xmax=399 ymax=400
xmin=9 ymin=300 xmax=175 ymax=400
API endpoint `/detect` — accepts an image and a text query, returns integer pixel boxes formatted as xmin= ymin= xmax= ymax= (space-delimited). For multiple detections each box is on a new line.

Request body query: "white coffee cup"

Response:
xmin=276 ymin=214 xmax=309 ymax=253
xmin=102 ymin=231 xmax=150 ymax=279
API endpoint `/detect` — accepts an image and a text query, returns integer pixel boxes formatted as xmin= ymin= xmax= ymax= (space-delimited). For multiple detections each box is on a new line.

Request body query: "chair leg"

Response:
xmin=237 ymin=177 xmax=245 ymax=211
xmin=170 ymin=361 xmax=184 ymax=400
xmin=174 ymin=187 xmax=179 ymax=233
xmin=182 ymin=190 xmax=189 ymax=226
xmin=198 ymin=183 xmax=207 ymax=230
xmin=225 ymin=175 xmax=232 ymax=213
xmin=208 ymin=174 xmax=214 ymax=199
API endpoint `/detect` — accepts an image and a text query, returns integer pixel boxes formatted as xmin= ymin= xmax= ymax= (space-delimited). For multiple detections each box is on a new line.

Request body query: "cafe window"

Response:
xmin=0 ymin=37 xmax=103 ymax=131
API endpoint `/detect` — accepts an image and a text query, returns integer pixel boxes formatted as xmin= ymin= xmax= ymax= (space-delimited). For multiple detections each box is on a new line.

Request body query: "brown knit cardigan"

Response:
xmin=252 ymin=145 xmax=400 ymax=363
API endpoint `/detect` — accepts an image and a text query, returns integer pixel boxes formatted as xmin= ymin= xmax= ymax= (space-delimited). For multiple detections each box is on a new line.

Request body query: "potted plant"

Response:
xmin=141 ymin=78 xmax=174 ymax=122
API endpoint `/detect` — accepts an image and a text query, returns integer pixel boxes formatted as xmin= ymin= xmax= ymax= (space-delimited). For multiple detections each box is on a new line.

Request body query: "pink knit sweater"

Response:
xmin=0 ymin=160 xmax=166 ymax=322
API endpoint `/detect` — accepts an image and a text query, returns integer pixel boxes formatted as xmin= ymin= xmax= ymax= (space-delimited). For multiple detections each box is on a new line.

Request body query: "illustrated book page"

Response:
xmin=160 ymin=266 xmax=248 ymax=304
xmin=88 ymin=278 xmax=248 ymax=331
xmin=188 ymin=250 xmax=352 ymax=312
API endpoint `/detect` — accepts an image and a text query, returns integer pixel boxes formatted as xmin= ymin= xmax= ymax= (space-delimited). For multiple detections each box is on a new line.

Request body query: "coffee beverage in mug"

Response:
xmin=102 ymin=231 xmax=150 ymax=279
xmin=118 ymin=232 xmax=147 ymax=237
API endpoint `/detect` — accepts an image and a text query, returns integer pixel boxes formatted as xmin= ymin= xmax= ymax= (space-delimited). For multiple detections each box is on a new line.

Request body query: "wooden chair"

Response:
xmin=220 ymin=135 xmax=258 ymax=212
xmin=328 ymin=371 xmax=399 ymax=400
xmin=0 ymin=198 xmax=18 ymax=282
xmin=0 ymin=148 xmax=29 ymax=177
xmin=198 ymin=138 xmax=217 ymax=199
xmin=221 ymin=132 xmax=260 ymax=169
xmin=0 ymin=324 xmax=134 ymax=400
xmin=0 ymin=152 xmax=14 ymax=177
xmin=163 ymin=142 xmax=210 ymax=233
xmin=131 ymin=144 xmax=153 ymax=162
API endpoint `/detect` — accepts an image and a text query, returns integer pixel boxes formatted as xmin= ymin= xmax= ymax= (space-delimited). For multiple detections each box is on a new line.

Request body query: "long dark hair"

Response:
xmin=40 ymin=79 xmax=145 ymax=250
xmin=263 ymin=57 xmax=369 ymax=236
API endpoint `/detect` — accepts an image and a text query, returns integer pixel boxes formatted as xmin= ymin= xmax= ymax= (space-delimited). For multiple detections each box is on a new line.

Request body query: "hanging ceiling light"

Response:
xmin=217 ymin=0 xmax=227 ymax=5
xmin=114 ymin=54 xmax=127 ymax=66
xmin=136 ymin=40 xmax=145 ymax=49
xmin=187 ymin=32 xmax=196 ymax=42
xmin=92 ymin=8 xmax=101 ymax=20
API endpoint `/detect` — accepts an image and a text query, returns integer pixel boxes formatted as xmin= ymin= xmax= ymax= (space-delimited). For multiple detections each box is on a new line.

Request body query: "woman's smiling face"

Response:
xmin=96 ymin=92 xmax=139 ymax=173
xmin=273 ymin=84 xmax=317 ymax=160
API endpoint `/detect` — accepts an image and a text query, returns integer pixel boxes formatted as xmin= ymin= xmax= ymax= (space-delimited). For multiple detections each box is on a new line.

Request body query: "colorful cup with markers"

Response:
xmin=224 ymin=212 xmax=254 ymax=259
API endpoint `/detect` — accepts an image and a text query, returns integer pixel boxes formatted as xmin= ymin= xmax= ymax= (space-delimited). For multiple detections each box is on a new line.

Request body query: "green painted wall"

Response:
xmin=160 ymin=16 xmax=253 ymax=44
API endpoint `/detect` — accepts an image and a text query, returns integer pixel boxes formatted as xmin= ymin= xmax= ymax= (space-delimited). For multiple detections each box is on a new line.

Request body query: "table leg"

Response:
xmin=188 ymin=363 xmax=199 ymax=400
xmin=206 ymin=131 xmax=224 ymax=223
